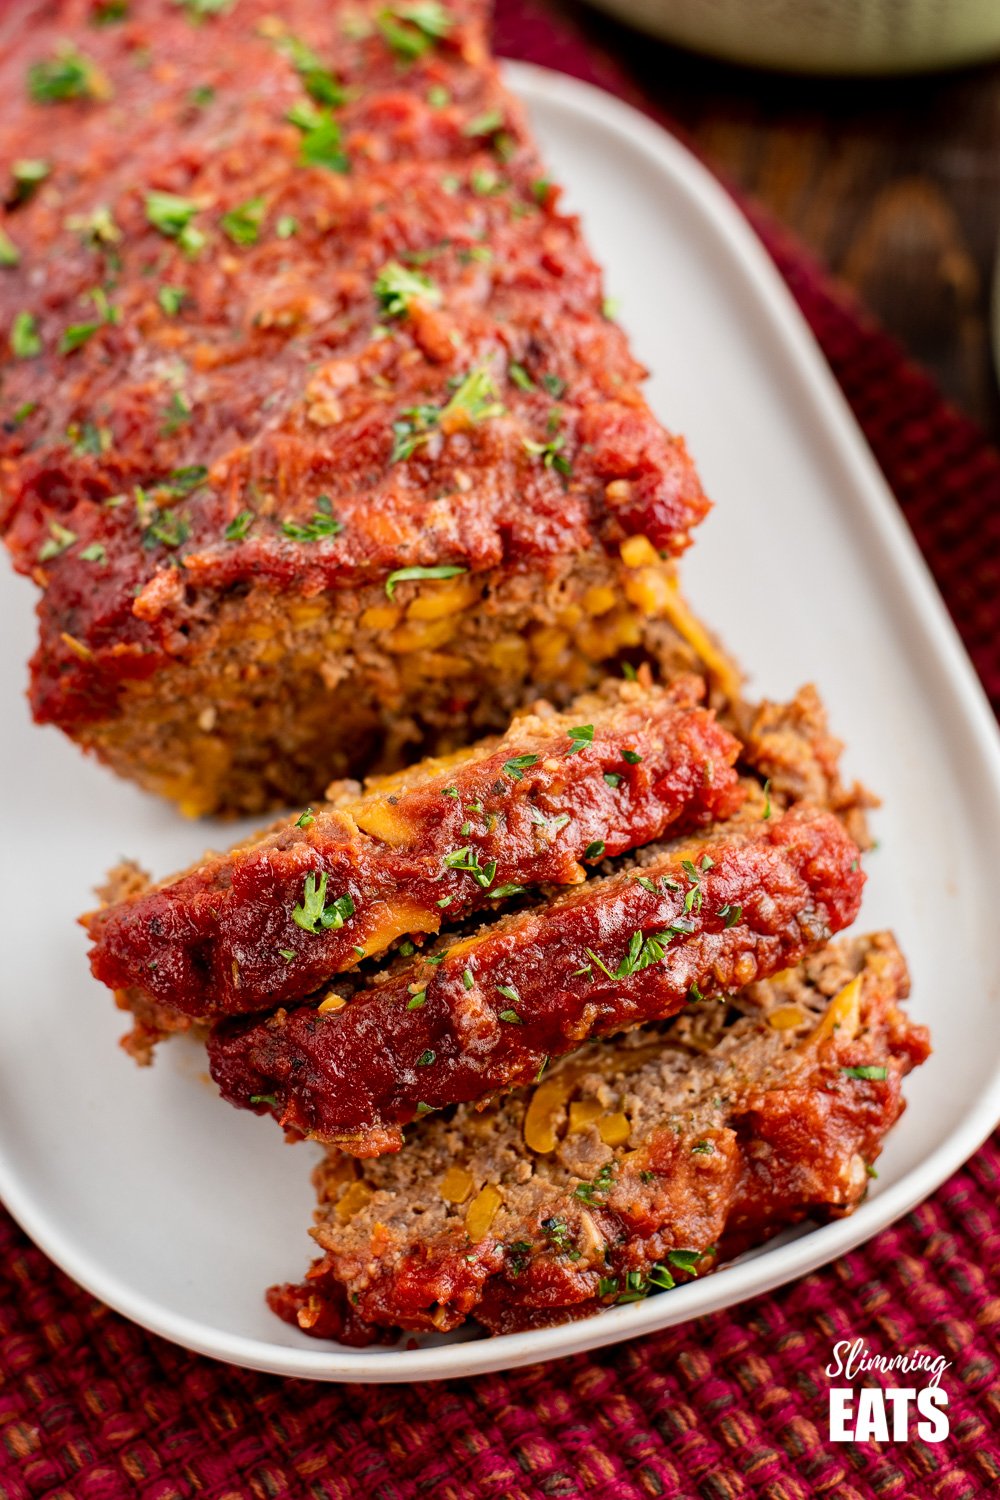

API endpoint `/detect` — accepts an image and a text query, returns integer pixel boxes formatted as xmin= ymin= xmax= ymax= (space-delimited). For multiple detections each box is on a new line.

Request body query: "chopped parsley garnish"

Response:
xmin=462 ymin=108 xmax=504 ymax=137
xmin=416 ymin=1049 xmax=436 ymax=1066
xmin=0 ymin=230 xmax=20 ymax=269
xmin=80 ymin=542 xmax=107 ymax=563
xmin=296 ymin=808 xmax=315 ymax=828
xmin=145 ymin=191 xmax=205 ymax=255
xmin=224 ymin=509 xmax=255 ymax=541
xmin=575 ymin=1161 xmax=616 ymax=1203
xmin=406 ymin=990 xmax=427 ymax=1010
xmin=157 ymin=285 xmax=187 ymax=316
xmin=11 ymin=158 xmax=51 ymax=204
xmin=38 ymin=521 xmax=77 ymax=562
xmin=279 ymin=949 xmax=295 ymax=962
xmin=584 ymin=924 xmax=690 ymax=984
xmin=276 ymin=215 xmax=298 ymax=239
xmin=841 ymin=1065 xmax=888 ymax=1081
xmin=28 ymin=45 xmax=106 ymax=104
xmin=622 ymin=749 xmax=642 ymax=765
xmin=141 ymin=507 xmax=190 ymax=551
xmin=291 ymin=871 xmax=355 ymax=933
xmin=376 ymin=1 xmax=454 ymax=61
xmin=691 ymin=1140 xmax=714 ymax=1154
xmin=634 ymin=875 xmax=658 ymax=895
xmin=717 ymin=903 xmax=742 ymax=929
xmin=498 ymin=1008 xmax=521 ymax=1023
xmin=762 ymin=778 xmax=772 ymax=819
xmin=566 ymin=723 xmax=594 ymax=755
xmin=161 ymin=392 xmax=191 ymax=436
xmin=541 ymin=1216 xmax=572 ymax=1250
xmin=470 ymin=167 xmax=504 ymax=196
xmin=488 ymin=884 xmax=525 ymax=900
xmin=164 ymin=465 xmax=207 ymax=495
xmin=598 ymin=1277 xmax=619 ymax=1298
xmin=495 ymin=984 xmax=520 ymax=1003
xmin=503 ymin=753 xmax=539 ymax=782
xmin=384 ymin=563 xmax=467 ymax=599
xmin=603 ymin=772 xmax=622 ymax=789
xmin=92 ymin=0 xmax=129 ymax=21
xmin=391 ymin=365 xmax=505 ymax=462
xmin=174 ymin=0 xmax=234 ymax=18
xmin=508 ymin=362 xmax=534 ymax=391
xmin=273 ymin=33 xmax=346 ymax=106
xmin=373 ymin=261 xmax=441 ymax=318
xmin=287 ymin=100 xmax=349 ymax=172
xmin=220 ymin=195 xmax=267 ymax=246
xmin=522 ymin=431 xmax=571 ymax=478
xmin=249 ymin=1093 xmax=279 ymax=1108
xmin=66 ymin=205 xmax=121 ymax=249
xmin=11 ymin=311 xmax=41 ymax=359
xmin=462 ymin=968 xmax=474 ymax=990
xmin=427 ymin=83 xmax=450 ymax=108
xmin=531 ymin=178 xmax=551 ymax=203
xmin=442 ymin=845 xmax=496 ymax=889
xmin=541 ymin=373 xmax=567 ymax=398
xmin=282 ymin=495 xmax=343 ymax=542
xmin=584 ymin=841 xmax=605 ymax=861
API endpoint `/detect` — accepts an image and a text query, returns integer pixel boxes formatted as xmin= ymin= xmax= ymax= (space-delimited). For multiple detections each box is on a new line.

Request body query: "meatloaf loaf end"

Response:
xmin=84 ymin=673 xmax=746 ymax=1029
xmin=267 ymin=931 xmax=929 ymax=1343
xmin=0 ymin=0 xmax=718 ymax=815
xmin=208 ymin=801 xmax=865 ymax=1154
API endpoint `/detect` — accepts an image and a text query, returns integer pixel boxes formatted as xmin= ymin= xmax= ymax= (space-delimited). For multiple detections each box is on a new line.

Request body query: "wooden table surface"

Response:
xmin=562 ymin=3 xmax=1000 ymax=443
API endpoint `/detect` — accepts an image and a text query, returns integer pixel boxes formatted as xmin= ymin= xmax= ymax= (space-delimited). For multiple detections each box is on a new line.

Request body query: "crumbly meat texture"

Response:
xmin=0 ymin=0 xmax=712 ymax=814
xmin=207 ymin=802 xmax=864 ymax=1153
xmin=266 ymin=932 xmax=929 ymax=1343
xmin=84 ymin=674 xmax=746 ymax=1022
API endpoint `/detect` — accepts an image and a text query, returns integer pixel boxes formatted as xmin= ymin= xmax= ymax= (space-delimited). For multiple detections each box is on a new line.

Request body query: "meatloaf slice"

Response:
xmin=267 ymin=932 xmax=928 ymax=1343
xmin=1 ymin=0 xmax=715 ymax=814
xmin=84 ymin=674 xmax=746 ymax=1028
xmin=207 ymin=802 xmax=864 ymax=1154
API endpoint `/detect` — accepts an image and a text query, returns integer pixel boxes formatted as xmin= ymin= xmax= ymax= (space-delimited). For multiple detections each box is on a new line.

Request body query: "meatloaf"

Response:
xmin=85 ymin=674 xmax=746 ymax=1030
xmin=208 ymin=800 xmax=864 ymax=1154
xmin=0 ymin=0 xmax=720 ymax=815
xmin=267 ymin=931 xmax=928 ymax=1342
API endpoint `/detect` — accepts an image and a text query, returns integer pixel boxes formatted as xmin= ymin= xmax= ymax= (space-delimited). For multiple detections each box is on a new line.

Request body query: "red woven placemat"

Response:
xmin=2 ymin=4 xmax=999 ymax=1496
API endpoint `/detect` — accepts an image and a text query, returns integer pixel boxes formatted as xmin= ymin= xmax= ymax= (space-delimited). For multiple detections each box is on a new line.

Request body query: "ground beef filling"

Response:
xmin=267 ymin=932 xmax=928 ymax=1343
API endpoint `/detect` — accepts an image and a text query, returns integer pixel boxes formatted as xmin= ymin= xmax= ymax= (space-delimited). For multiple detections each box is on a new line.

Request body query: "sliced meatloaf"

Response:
xmin=0 ymin=0 xmax=718 ymax=814
xmin=267 ymin=931 xmax=928 ymax=1343
xmin=84 ymin=674 xmax=746 ymax=1028
xmin=208 ymin=801 xmax=864 ymax=1154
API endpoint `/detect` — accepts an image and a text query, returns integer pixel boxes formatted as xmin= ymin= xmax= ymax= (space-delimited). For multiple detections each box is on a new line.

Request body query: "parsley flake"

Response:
xmin=374 ymin=260 xmax=441 ymax=318
xmin=503 ymin=753 xmax=539 ymax=782
xmin=221 ymin=195 xmax=267 ymax=246
xmin=11 ymin=311 xmax=41 ymax=359
xmin=384 ymin=564 xmax=467 ymax=599
xmin=291 ymin=871 xmax=355 ymax=933
xmin=224 ymin=509 xmax=255 ymax=541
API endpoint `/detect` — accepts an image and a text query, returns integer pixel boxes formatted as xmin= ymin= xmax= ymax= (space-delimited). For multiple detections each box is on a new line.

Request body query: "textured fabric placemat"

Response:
xmin=2 ymin=3 xmax=999 ymax=1496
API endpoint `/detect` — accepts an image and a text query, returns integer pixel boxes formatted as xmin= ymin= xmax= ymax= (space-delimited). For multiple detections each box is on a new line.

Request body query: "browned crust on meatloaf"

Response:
xmin=84 ymin=674 xmax=747 ymax=1023
xmin=0 ymin=0 xmax=712 ymax=813
xmin=267 ymin=932 xmax=929 ymax=1343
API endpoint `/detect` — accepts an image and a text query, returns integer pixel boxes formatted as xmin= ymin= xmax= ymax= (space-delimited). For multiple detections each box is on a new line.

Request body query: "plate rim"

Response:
xmin=2 ymin=60 xmax=999 ymax=1383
